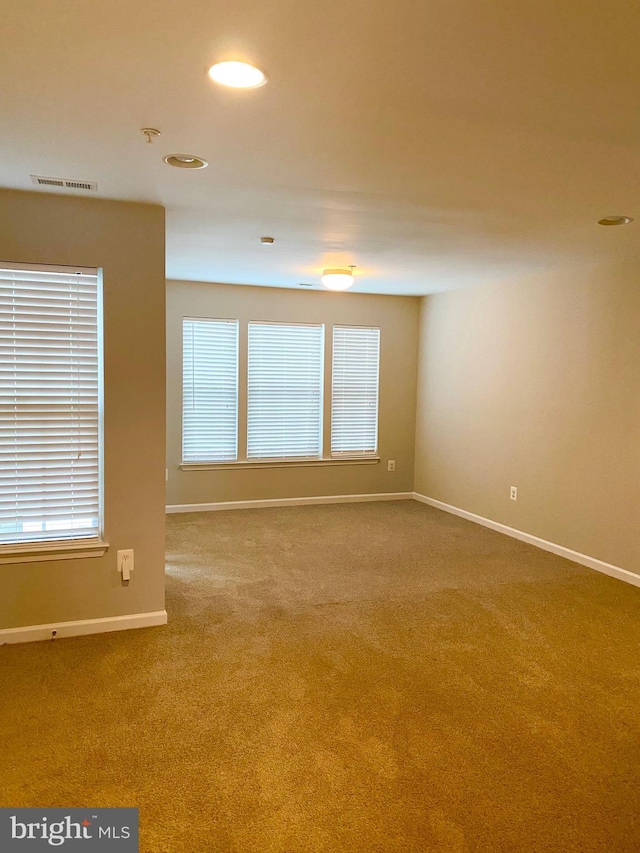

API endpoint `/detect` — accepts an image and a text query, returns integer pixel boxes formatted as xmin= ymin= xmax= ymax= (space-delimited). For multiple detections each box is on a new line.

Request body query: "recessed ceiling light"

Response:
xmin=597 ymin=215 xmax=633 ymax=226
xmin=321 ymin=267 xmax=356 ymax=291
xmin=164 ymin=154 xmax=208 ymax=169
xmin=208 ymin=61 xmax=268 ymax=89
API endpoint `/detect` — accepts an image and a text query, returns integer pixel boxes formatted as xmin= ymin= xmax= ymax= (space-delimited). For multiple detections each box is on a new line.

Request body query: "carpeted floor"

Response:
xmin=1 ymin=501 xmax=639 ymax=851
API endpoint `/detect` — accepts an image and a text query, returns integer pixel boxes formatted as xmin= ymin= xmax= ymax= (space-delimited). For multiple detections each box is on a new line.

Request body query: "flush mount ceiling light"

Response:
xmin=321 ymin=266 xmax=356 ymax=291
xmin=164 ymin=154 xmax=208 ymax=169
xmin=208 ymin=61 xmax=268 ymax=89
xmin=597 ymin=215 xmax=633 ymax=226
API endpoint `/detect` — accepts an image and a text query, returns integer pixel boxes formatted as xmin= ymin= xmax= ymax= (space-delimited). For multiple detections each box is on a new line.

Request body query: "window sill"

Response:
xmin=0 ymin=540 xmax=109 ymax=565
xmin=181 ymin=456 xmax=380 ymax=471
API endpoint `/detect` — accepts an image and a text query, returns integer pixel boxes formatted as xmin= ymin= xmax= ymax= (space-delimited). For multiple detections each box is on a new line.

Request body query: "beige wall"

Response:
xmin=167 ymin=280 xmax=420 ymax=505
xmin=415 ymin=259 xmax=640 ymax=575
xmin=0 ymin=189 xmax=166 ymax=629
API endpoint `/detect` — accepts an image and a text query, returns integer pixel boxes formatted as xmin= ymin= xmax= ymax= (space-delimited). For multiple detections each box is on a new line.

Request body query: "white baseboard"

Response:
xmin=166 ymin=492 xmax=413 ymax=514
xmin=0 ymin=610 xmax=168 ymax=646
xmin=413 ymin=493 xmax=640 ymax=589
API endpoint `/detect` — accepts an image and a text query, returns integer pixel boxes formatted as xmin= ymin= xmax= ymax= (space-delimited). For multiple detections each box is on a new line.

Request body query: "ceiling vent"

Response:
xmin=30 ymin=175 xmax=97 ymax=191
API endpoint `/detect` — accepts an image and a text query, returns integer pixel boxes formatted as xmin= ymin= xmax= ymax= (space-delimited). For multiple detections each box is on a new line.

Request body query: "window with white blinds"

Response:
xmin=331 ymin=325 xmax=380 ymax=457
xmin=182 ymin=318 xmax=239 ymax=463
xmin=0 ymin=264 xmax=101 ymax=546
xmin=247 ymin=322 xmax=324 ymax=459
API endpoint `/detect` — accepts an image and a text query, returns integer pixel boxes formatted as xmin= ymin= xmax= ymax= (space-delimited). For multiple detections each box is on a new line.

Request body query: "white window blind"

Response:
xmin=331 ymin=325 xmax=380 ymax=457
xmin=182 ymin=318 xmax=239 ymax=463
xmin=247 ymin=322 xmax=324 ymax=459
xmin=0 ymin=265 xmax=101 ymax=546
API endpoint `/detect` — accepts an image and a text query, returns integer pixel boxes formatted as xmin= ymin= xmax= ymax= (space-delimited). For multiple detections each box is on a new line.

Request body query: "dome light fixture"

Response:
xmin=321 ymin=266 xmax=356 ymax=291
xmin=208 ymin=61 xmax=268 ymax=89
xmin=597 ymin=215 xmax=633 ymax=226
xmin=164 ymin=154 xmax=208 ymax=169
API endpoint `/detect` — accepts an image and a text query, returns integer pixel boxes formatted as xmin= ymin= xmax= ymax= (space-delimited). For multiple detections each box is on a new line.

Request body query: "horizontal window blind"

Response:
xmin=247 ymin=322 xmax=323 ymax=459
xmin=182 ymin=318 xmax=239 ymax=462
xmin=331 ymin=325 xmax=380 ymax=456
xmin=0 ymin=265 xmax=101 ymax=545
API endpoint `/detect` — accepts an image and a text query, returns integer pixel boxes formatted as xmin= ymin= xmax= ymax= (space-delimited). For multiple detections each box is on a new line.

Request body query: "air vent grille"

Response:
xmin=31 ymin=175 xmax=97 ymax=191
xmin=35 ymin=177 xmax=64 ymax=187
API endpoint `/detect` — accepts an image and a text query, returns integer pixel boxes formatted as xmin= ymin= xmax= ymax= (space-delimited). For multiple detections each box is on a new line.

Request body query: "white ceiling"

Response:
xmin=1 ymin=0 xmax=639 ymax=294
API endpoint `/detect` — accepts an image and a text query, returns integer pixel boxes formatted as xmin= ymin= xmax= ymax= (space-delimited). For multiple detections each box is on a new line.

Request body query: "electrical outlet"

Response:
xmin=117 ymin=549 xmax=134 ymax=581
xmin=387 ymin=460 xmax=396 ymax=472
xmin=510 ymin=486 xmax=517 ymax=501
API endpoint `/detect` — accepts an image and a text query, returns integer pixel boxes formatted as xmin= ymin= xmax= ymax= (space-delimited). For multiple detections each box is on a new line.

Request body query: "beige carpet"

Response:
xmin=1 ymin=501 xmax=639 ymax=851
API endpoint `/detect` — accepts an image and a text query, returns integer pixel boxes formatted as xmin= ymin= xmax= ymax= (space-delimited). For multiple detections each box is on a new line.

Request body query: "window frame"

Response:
xmin=180 ymin=317 xmax=381 ymax=471
xmin=246 ymin=320 xmax=325 ymax=462
xmin=330 ymin=324 xmax=380 ymax=459
xmin=181 ymin=317 xmax=240 ymax=464
xmin=0 ymin=261 xmax=107 ymax=563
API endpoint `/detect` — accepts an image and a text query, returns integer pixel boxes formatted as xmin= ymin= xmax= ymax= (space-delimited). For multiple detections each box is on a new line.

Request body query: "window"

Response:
xmin=182 ymin=318 xmax=239 ymax=462
xmin=331 ymin=325 xmax=380 ymax=457
xmin=247 ymin=322 xmax=324 ymax=459
xmin=179 ymin=318 xmax=381 ymax=467
xmin=0 ymin=264 xmax=101 ymax=546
